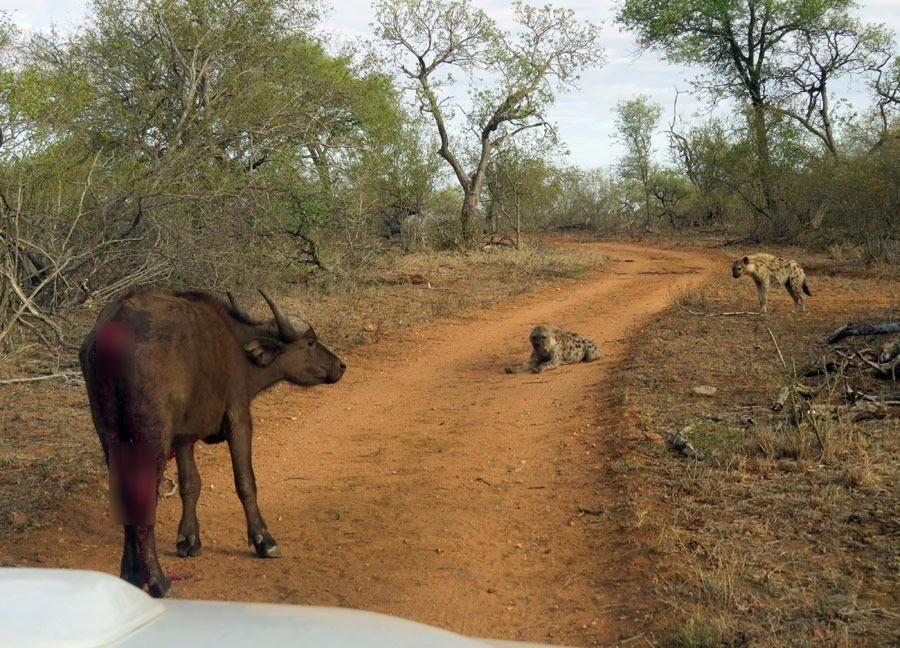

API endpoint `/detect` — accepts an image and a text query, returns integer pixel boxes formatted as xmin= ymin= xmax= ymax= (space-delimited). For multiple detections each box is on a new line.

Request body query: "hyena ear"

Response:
xmin=244 ymin=337 xmax=286 ymax=367
xmin=742 ymin=256 xmax=750 ymax=265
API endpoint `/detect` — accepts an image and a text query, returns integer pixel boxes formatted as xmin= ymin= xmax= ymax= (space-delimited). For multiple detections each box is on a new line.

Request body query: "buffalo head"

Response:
xmin=234 ymin=291 xmax=346 ymax=385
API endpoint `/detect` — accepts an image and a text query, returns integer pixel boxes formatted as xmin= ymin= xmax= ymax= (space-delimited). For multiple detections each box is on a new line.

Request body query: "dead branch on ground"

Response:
xmin=826 ymin=321 xmax=900 ymax=344
xmin=481 ymin=234 xmax=516 ymax=251
xmin=0 ymin=371 xmax=83 ymax=386
xmin=676 ymin=302 xmax=760 ymax=317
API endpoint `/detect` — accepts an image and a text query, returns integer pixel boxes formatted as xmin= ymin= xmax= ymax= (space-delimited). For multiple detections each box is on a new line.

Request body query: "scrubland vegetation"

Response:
xmin=619 ymin=257 xmax=898 ymax=646
xmin=0 ymin=0 xmax=897 ymax=356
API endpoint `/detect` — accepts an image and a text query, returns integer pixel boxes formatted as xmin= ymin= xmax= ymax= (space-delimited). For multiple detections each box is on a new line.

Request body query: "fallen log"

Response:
xmin=851 ymin=400 xmax=887 ymax=422
xmin=879 ymin=338 xmax=900 ymax=364
xmin=875 ymin=356 xmax=899 ymax=378
xmin=771 ymin=385 xmax=791 ymax=412
xmin=827 ymin=321 xmax=900 ymax=344
xmin=769 ymin=383 xmax=825 ymax=412
xmin=855 ymin=350 xmax=900 ymax=379
xmin=803 ymin=360 xmax=839 ymax=377
xmin=481 ymin=235 xmax=516 ymax=251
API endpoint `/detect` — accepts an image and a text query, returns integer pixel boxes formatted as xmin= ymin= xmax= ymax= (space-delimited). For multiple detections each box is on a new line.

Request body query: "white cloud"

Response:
xmin=2 ymin=0 xmax=898 ymax=168
xmin=0 ymin=0 xmax=87 ymax=32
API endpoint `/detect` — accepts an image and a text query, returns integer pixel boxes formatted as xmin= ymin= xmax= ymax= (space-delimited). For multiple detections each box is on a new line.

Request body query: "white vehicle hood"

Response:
xmin=0 ymin=568 xmax=561 ymax=648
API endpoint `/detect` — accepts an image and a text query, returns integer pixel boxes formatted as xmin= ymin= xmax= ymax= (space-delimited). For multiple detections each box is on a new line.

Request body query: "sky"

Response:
xmin=2 ymin=0 xmax=898 ymax=169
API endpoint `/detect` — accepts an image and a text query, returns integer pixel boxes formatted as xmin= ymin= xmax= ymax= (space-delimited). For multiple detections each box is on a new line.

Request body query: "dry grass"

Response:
xmin=268 ymin=240 xmax=604 ymax=355
xmin=615 ymin=250 xmax=899 ymax=646
xmin=0 ymin=240 xmax=605 ymax=549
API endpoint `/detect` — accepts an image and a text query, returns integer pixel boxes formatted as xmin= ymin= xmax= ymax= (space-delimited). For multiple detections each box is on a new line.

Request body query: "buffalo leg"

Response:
xmin=110 ymin=440 xmax=171 ymax=597
xmin=226 ymin=410 xmax=282 ymax=558
xmin=175 ymin=440 xmax=202 ymax=557
xmin=120 ymin=526 xmax=142 ymax=588
xmin=133 ymin=524 xmax=170 ymax=597
xmin=141 ymin=450 xmax=171 ymax=597
xmin=121 ymin=524 xmax=170 ymax=597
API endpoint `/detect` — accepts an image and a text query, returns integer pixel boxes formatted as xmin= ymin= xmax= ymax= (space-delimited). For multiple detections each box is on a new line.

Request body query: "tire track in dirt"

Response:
xmin=15 ymin=243 xmax=720 ymax=646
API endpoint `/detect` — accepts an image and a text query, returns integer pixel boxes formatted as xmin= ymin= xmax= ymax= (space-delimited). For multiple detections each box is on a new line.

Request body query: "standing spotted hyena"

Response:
xmin=732 ymin=253 xmax=811 ymax=314
xmin=505 ymin=325 xmax=600 ymax=374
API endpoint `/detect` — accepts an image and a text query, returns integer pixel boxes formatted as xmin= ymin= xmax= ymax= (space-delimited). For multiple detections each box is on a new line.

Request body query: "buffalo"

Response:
xmin=79 ymin=289 xmax=345 ymax=597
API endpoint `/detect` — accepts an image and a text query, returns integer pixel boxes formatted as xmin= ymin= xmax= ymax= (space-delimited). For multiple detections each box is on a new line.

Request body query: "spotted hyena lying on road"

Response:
xmin=505 ymin=325 xmax=600 ymax=374
xmin=732 ymin=253 xmax=811 ymax=314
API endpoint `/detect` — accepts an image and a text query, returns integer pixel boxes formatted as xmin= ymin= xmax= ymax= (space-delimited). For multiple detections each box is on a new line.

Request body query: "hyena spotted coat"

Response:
xmin=505 ymin=325 xmax=600 ymax=374
xmin=732 ymin=253 xmax=811 ymax=314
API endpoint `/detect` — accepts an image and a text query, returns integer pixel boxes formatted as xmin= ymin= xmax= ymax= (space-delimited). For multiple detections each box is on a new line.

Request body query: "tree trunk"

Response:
xmin=642 ymin=184 xmax=652 ymax=230
xmin=460 ymin=191 xmax=479 ymax=247
xmin=514 ymin=191 xmax=521 ymax=249
xmin=819 ymin=83 xmax=837 ymax=156
xmin=749 ymin=103 xmax=778 ymax=222
xmin=460 ymin=139 xmax=492 ymax=248
xmin=485 ymin=185 xmax=498 ymax=235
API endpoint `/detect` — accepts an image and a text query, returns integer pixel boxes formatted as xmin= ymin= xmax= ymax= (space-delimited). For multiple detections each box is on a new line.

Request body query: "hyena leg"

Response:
xmin=506 ymin=351 xmax=541 ymax=374
xmin=583 ymin=343 xmax=600 ymax=362
xmin=755 ymin=280 xmax=769 ymax=314
xmin=505 ymin=361 xmax=534 ymax=374
xmin=533 ymin=352 xmax=561 ymax=373
xmin=786 ymin=277 xmax=805 ymax=310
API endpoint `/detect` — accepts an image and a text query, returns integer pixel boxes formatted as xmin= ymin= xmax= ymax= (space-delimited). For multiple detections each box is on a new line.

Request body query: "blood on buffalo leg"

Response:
xmin=108 ymin=439 xmax=171 ymax=597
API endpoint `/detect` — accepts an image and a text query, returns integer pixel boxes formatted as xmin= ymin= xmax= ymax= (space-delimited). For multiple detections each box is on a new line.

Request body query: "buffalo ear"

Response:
xmin=244 ymin=337 xmax=286 ymax=367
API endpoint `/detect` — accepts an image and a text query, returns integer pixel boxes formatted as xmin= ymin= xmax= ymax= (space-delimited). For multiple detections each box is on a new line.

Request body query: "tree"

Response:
xmin=870 ymin=55 xmax=900 ymax=143
xmin=771 ymin=14 xmax=894 ymax=155
xmin=618 ymin=0 xmax=856 ymax=219
xmin=614 ymin=95 xmax=662 ymax=230
xmin=0 ymin=13 xmax=18 ymax=152
xmin=0 ymin=0 xmax=411 ymax=345
xmin=650 ymin=169 xmax=694 ymax=228
xmin=374 ymin=0 xmax=603 ymax=246
xmin=554 ymin=167 xmax=616 ymax=231
xmin=484 ymin=141 xmax=560 ymax=244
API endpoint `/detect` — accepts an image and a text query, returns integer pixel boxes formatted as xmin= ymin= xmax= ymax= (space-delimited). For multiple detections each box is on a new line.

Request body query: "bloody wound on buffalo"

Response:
xmin=79 ymin=289 xmax=345 ymax=597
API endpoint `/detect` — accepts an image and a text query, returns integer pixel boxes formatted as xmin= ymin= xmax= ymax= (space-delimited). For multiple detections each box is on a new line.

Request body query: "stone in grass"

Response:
xmin=691 ymin=385 xmax=718 ymax=397
xmin=669 ymin=428 xmax=704 ymax=460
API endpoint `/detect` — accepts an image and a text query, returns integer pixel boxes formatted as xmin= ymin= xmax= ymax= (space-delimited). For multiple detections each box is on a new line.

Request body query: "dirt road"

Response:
xmin=17 ymin=243 xmax=719 ymax=646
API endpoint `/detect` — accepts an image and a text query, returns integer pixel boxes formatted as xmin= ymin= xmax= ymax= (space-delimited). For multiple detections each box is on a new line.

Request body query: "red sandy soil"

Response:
xmin=9 ymin=243 xmax=720 ymax=647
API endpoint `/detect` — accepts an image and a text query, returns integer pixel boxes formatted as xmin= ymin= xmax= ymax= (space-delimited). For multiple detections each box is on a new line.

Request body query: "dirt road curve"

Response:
xmin=23 ymin=244 xmax=719 ymax=646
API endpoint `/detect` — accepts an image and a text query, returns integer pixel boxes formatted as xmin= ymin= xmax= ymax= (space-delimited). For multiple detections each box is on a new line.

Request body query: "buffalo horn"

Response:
xmin=225 ymin=291 xmax=261 ymax=325
xmin=258 ymin=290 xmax=300 ymax=342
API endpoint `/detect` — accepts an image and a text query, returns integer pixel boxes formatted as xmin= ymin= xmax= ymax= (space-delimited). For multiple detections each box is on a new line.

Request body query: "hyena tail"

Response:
xmin=802 ymin=279 xmax=811 ymax=296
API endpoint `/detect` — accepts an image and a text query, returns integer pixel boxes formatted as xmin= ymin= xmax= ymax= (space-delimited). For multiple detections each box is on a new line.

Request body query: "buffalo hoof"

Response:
xmin=250 ymin=531 xmax=282 ymax=558
xmin=146 ymin=574 xmax=172 ymax=599
xmin=176 ymin=533 xmax=202 ymax=558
